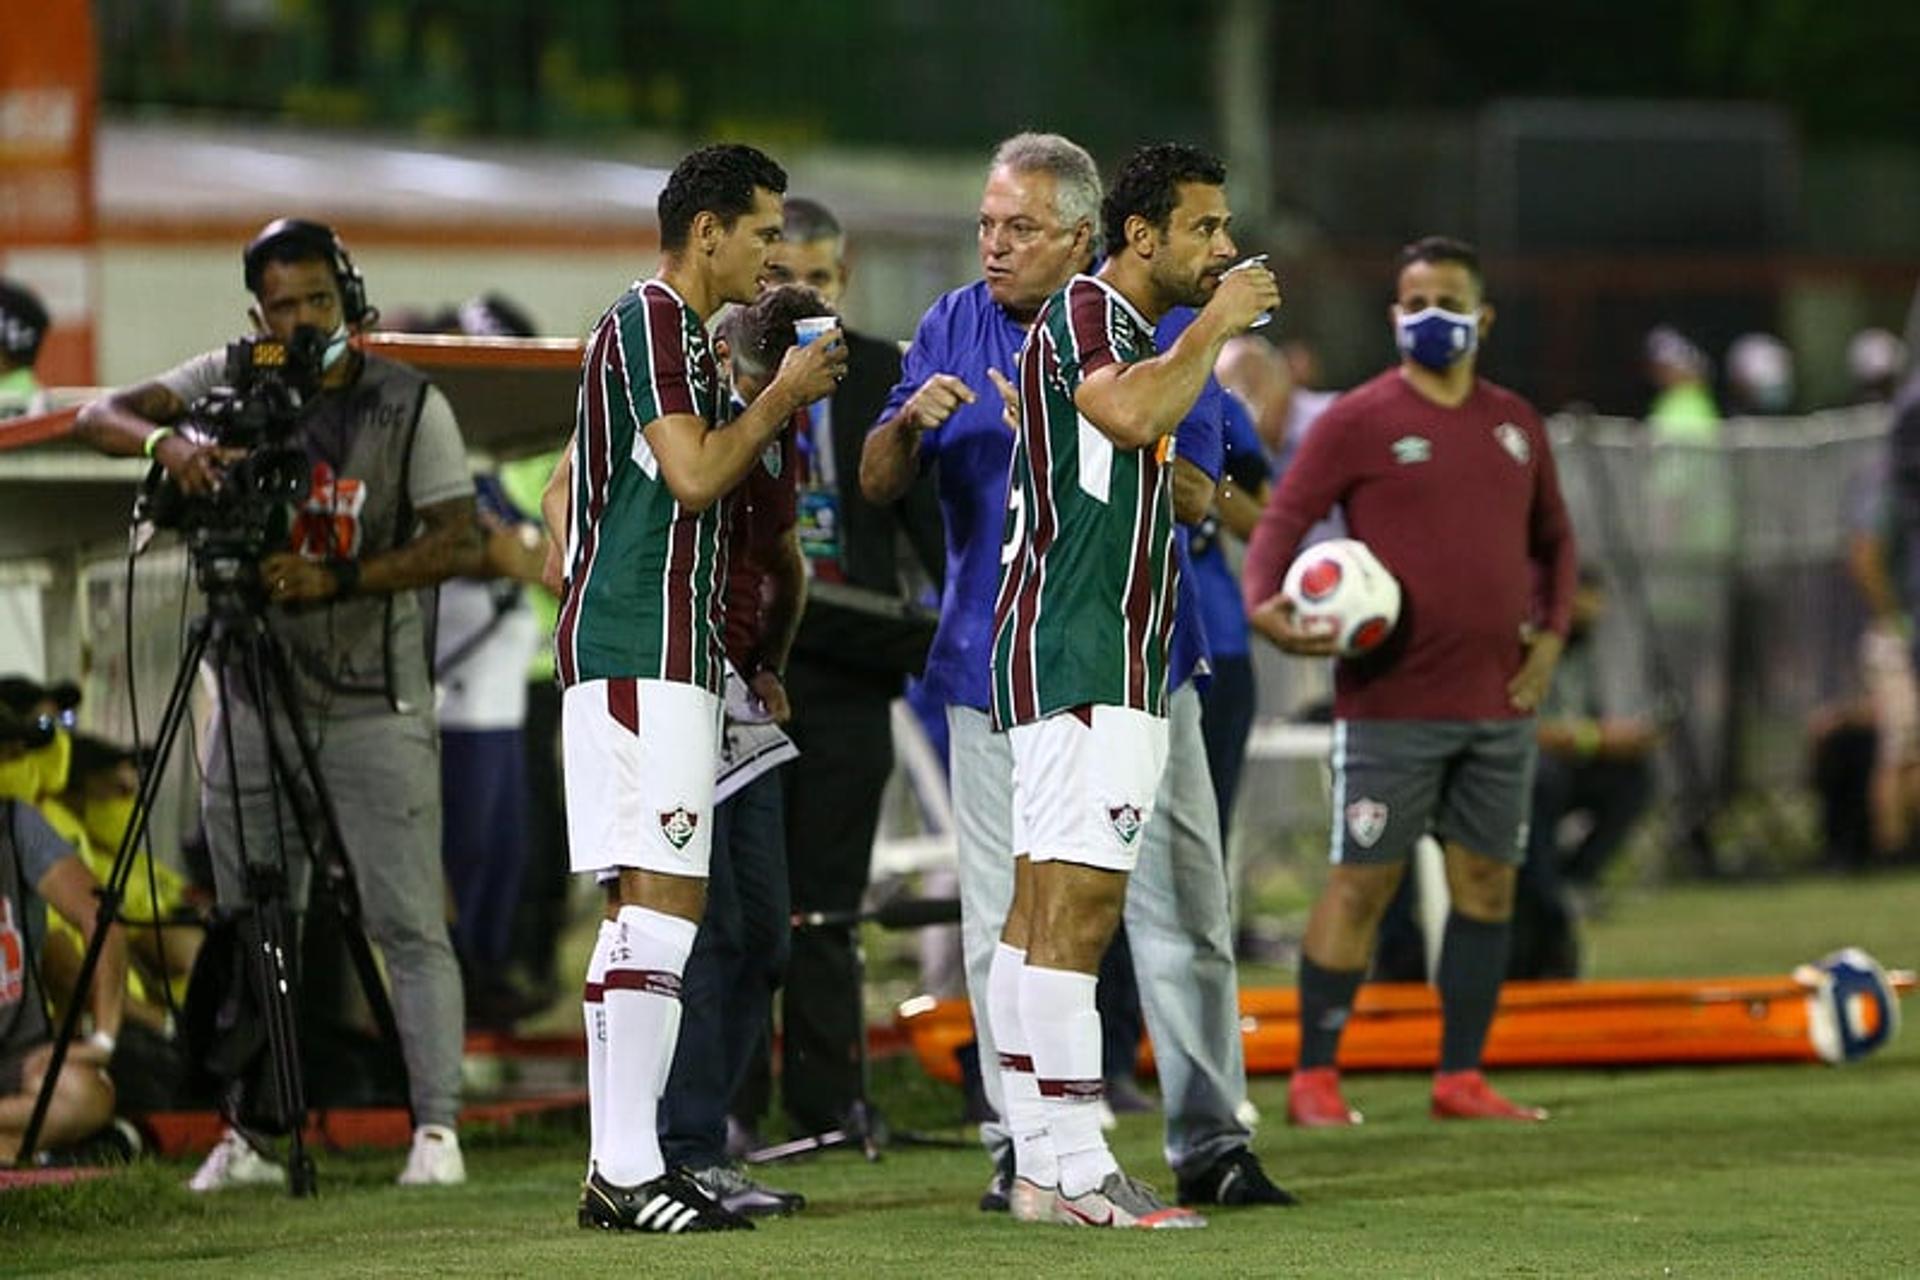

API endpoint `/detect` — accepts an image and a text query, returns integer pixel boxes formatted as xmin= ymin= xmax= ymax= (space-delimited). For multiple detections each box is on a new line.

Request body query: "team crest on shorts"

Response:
xmin=1494 ymin=422 xmax=1530 ymax=464
xmin=659 ymin=806 xmax=699 ymax=850
xmin=1345 ymin=797 xmax=1389 ymax=849
xmin=1107 ymin=803 xmax=1145 ymax=847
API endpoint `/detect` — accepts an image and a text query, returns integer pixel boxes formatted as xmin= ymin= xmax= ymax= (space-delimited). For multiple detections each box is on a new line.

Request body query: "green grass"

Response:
xmin=8 ymin=870 xmax=1920 ymax=1277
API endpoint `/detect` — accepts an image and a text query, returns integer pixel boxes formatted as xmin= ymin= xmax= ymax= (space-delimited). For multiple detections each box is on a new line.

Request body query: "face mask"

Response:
xmin=0 ymin=729 xmax=67 ymax=801
xmin=84 ymin=795 xmax=139 ymax=857
xmin=321 ymin=322 xmax=351 ymax=372
xmin=1396 ymin=306 xmax=1479 ymax=371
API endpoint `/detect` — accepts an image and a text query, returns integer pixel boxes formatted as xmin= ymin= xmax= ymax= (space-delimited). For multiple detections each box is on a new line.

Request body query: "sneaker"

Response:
xmin=690 ymin=1163 xmax=805 ymax=1217
xmin=397 ymin=1124 xmax=466 ymax=1186
xmin=187 ymin=1129 xmax=285 ymax=1193
xmin=978 ymin=1149 xmax=1014 ymax=1213
xmin=1053 ymin=1172 xmax=1207 ymax=1229
xmin=1009 ymin=1175 xmax=1056 ymax=1223
xmin=1430 ymin=1070 xmax=1548 ymax=1122
xmin=579 ymin=1167 xmax=755 ymax=1233
xmin=1176 ymin=1148 xmax=1299 ymax=1207
xmin=1287 ymin=1067 xmax=1363 ymax=1128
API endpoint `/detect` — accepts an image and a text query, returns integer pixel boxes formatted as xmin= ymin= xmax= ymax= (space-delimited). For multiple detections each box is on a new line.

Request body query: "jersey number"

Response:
xmin=1000 ymin=480 xmax=1027 ymax=567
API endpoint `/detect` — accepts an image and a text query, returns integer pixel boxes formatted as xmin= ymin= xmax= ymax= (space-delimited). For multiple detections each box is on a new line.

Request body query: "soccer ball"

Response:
xmin=1280 ymin=538 xmax=1402 ymax=658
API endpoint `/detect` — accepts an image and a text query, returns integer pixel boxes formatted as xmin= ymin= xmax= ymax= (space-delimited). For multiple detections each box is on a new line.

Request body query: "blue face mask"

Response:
xmin=1396 ymin=306 xmax=1478 ymax=371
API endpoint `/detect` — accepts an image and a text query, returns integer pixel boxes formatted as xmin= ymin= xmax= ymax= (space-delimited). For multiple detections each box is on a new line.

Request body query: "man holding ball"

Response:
xmin=1242 ymin=236 xmax=1578 ymax=1126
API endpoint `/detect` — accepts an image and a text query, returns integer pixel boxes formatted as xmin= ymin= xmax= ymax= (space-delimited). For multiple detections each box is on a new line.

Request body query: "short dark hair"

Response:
xmin=0 ymin=278 xmax=50 ymax=366
xmin=1102 ymin=143 xmax=1226 ymax=259
xmin=1398 ymin=235 xmax=1483 ymax=290
xmin=782 ymin=196 xmax=842 ymax=244
xmin=658 ymin=144 xmax=788 ymax=253
xmin=717 ymin=284 xmax=835 ymax=380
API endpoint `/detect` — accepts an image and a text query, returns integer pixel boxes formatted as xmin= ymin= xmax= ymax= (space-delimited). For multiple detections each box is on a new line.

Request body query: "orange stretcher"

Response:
xmin=895 ymin=970 xmax=1915 ymax=1084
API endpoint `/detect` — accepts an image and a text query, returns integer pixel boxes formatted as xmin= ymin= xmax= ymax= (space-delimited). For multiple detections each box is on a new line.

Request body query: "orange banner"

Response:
xmin=0 ymin=0 xmax=98 ymax=384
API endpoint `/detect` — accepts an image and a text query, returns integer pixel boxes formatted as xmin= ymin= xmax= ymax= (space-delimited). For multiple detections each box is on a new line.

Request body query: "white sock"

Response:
xmin=598 ymin=904 xmax=697 ymax=1188
xmin=583 ymin=919 xmax=617 ymax=1177
xmin=988 ymin=942 xmax=1058 ymax=1188
xmin=1020 ymin=963 xmax=1116 ymax=1198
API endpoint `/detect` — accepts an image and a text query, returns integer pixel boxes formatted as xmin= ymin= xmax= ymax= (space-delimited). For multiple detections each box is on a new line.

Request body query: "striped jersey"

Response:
xmin=990 ymin=274 xmax=1178 ymax=729
xmin=555 ymin=279 xmax=728 ymax=693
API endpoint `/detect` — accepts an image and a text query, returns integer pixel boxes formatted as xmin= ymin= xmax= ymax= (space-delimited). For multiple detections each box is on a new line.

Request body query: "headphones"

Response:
xmin=242 ymin=217 xmax=373 ymax=326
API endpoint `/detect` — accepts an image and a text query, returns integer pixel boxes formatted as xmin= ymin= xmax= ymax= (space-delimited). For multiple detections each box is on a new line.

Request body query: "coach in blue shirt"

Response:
xmin=860 ymin=132 xmax=1291 ymax=1212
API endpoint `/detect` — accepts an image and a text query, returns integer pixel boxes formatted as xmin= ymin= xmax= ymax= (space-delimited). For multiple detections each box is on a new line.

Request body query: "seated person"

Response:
xmin=1 ymin=709 xmax=129 ymax=1162
xmin=40 ymin=736 xmax=202 ymax=1035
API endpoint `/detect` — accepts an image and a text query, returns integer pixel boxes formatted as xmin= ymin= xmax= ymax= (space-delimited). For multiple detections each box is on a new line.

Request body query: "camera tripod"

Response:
xmin=14 ymin=571 xmax=405 ymax=1194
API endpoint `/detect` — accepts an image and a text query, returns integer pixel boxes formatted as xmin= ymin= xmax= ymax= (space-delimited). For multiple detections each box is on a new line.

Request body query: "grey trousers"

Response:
xmin=202 ymin=688 xmax=464 ymax=1129
xmin=949 ymin=684 xmax=1251 ymax=1178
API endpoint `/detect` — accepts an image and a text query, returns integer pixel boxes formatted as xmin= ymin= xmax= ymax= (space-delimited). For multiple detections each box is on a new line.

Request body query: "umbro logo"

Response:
xmin=1392 ymin=435 xmax=1431 ymax=465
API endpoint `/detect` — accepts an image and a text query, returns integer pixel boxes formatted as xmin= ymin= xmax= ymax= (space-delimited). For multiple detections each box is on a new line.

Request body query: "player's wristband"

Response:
xmin=142 ymin=426 xmax=176 ymax=459
xmin=86 ymin=1029 xmax=116 ymax=1056
xmin=328 ymin=559 xmax=361 ymax=598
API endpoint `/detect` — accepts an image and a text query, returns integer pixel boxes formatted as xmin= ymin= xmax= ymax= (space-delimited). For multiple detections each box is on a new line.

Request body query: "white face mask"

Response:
xmin=320 ymin=322 xmax=350 ymax=371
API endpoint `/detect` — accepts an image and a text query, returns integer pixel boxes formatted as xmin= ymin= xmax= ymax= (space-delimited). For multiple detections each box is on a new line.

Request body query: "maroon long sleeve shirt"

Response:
xmin=722 ymin=415 xmax=801 ymax=675
xmin=1242 ymin=369 xmax=1578 ymax=721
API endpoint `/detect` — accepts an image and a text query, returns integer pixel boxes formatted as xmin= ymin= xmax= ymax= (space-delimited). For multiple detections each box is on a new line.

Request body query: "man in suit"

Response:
xmin=758 ymin=198 xmax=945 ymax=1136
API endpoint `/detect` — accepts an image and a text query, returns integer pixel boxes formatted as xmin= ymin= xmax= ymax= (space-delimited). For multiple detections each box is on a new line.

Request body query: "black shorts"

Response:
xmin=1328 ymin=718 xmax=1537 ymax=865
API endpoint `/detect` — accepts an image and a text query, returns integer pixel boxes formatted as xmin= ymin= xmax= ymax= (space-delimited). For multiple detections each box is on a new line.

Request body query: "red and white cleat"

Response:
xmin=1287 ymin=1067 xmax=1363 ymax=1128
xmin=1430 ymin=1070 xmax=1548 ymax=1122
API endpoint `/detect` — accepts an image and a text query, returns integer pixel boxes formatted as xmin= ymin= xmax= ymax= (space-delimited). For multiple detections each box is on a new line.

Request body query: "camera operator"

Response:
xmin=73 ymin=218 xmax=483 ymax=1190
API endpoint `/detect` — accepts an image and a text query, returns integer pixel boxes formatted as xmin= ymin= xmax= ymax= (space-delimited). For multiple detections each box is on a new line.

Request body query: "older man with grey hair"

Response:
xmin=862 ymin=132 xmax=1292 ymax=1219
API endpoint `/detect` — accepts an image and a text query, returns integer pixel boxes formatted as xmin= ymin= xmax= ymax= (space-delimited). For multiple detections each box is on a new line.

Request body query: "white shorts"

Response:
xmin=562 ymin=677 xmax=721 ymax=877
xmin=1008 ymin=704 xmax=1170 ymax=873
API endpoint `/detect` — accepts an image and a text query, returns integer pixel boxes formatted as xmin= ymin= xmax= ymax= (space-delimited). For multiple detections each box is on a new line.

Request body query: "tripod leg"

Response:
xmin=220 ymin=632 xmax=317 ymax=1198
xmin=14 ymin=615 xmax=216 ymax=1166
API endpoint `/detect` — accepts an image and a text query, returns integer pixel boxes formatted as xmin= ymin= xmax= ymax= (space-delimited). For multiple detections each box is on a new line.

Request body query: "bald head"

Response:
xmin=1216 ymin=337 xmax=1294 ymax=452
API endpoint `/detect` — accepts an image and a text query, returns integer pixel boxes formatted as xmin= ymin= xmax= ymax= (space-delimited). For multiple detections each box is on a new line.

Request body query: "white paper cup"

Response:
xmin=1224 ymin=254 xmax=1273 ymax=329
xmin=793 ymin=316 xmax=840 ymax=346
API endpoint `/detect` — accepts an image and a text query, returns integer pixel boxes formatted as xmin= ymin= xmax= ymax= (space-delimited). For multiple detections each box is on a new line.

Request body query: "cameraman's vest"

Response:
xmin=269 ymin=354 xmax=434 ymax=717
xmin=1 ymin=801 xmax=52 ymax=1057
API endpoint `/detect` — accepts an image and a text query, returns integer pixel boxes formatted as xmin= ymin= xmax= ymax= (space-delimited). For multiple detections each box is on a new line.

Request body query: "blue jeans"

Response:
xmin=659 ymin=768 xmax=790 ymax=1169
xmin=950 ymin=685 xmax=1251 ymax=1178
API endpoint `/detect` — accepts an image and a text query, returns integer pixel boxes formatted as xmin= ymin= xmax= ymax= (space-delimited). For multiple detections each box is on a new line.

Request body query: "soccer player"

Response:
xmin=862 ymin=134 xmax=1290 ymax=1224
xmin=550 ymin=145 xmax=845 ymax=1233
xmin=990 ymin=143 xmax=1277 ymax=1228
xmin=1241 ymin=236 xmax=1577 ymax=1126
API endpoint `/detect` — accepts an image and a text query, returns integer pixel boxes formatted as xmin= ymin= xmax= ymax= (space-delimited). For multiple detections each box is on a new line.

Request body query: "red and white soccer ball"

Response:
xmin=1280 ymin=538 xmax=1402 ymax=657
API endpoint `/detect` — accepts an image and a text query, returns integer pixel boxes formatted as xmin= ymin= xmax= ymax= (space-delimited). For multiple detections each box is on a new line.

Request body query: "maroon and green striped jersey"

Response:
xmin=555 ymin=279 xmax=728 ymax=693
xmin=990 ymin=274 xmax=1178 ymax=729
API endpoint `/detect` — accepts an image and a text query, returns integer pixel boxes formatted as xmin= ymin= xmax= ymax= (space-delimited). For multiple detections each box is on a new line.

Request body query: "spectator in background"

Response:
xmin=753 ymin=197 xmax=944 ymax=1140
xmin=1848 ymin=329 xmax=1907 ymax=405
xmin=427 ymin=293 xmax=553 ymax=1029
xmin=1726 ymin=333 xmax=1795 ymax=416
xmin=1645 ymin=325 xmax=1720 ymax=443
xmin=1 ymin=707 xmax=128 ymax=1164
xmin=1279 ymin=336 xmax=1323 ymax=393
xmin=1216 ymin=334 xmax=1336 ymax=473
xmin=0 ymin=279 xmax=50 ymax=418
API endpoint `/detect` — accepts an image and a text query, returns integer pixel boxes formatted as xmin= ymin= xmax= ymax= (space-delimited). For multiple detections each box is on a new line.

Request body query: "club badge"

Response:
xmin=659 ymin=806 xmax=699 ymax=850
xmin=1346 ymin=797 xmax=1389 ymax=849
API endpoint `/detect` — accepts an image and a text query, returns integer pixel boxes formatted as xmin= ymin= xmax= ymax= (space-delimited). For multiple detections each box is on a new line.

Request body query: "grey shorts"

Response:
xmin=1328 ymin=718 xmax=1537 ymax=866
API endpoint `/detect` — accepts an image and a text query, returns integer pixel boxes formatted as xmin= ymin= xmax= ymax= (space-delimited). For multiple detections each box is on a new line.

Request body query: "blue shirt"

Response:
xmin=1158 ymin=307 xmax=1224 ymax=691
xmin=879 ymin=282 xmax=1223 ymax=710
xmin=1190 ymin=388 xmax=1268 ymax=660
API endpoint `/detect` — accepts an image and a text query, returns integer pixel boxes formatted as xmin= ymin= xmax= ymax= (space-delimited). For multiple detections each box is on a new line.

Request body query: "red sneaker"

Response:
xmin=1287 ymin=1067 xmax=1363 ymax=1128
xmin=1430 ymin=1070 xmax=1548 ymax=1122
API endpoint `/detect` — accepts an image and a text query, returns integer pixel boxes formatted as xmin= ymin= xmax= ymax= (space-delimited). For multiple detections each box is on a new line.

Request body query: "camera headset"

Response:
xmin=241 ymin=218 xmax=376 ymax=330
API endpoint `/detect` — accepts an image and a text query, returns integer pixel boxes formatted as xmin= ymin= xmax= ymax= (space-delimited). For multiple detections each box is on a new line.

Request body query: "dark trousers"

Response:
xmin=507 ymin=679 xmax=568 ymax=994
xmin=778 ymin=658 xmax=895 ymax=1131
xmin=1534 ymin=753 xmax=1657 ymax=885
xmin=1096 ymin=925 xmax=1143 ymax=1082
xmin=439 ymin=727 xmax=529 ymax=973
xmin=660 ymin=768 xmax=791 ymax=1169
xmin=1198 ymin=653 xmax=1257 ymax=854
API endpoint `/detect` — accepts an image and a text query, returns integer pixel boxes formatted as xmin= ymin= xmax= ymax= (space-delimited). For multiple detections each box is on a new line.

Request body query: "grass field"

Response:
xmin=8 ymin=870 xmax=1920 ymax=1277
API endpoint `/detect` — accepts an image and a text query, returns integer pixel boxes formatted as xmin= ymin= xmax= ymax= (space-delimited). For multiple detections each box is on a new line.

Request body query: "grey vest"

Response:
xmin=0 ymin=802 xmax=51 ymax=1056
xmin=265 ymin=354 xmax=433 ymax=717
